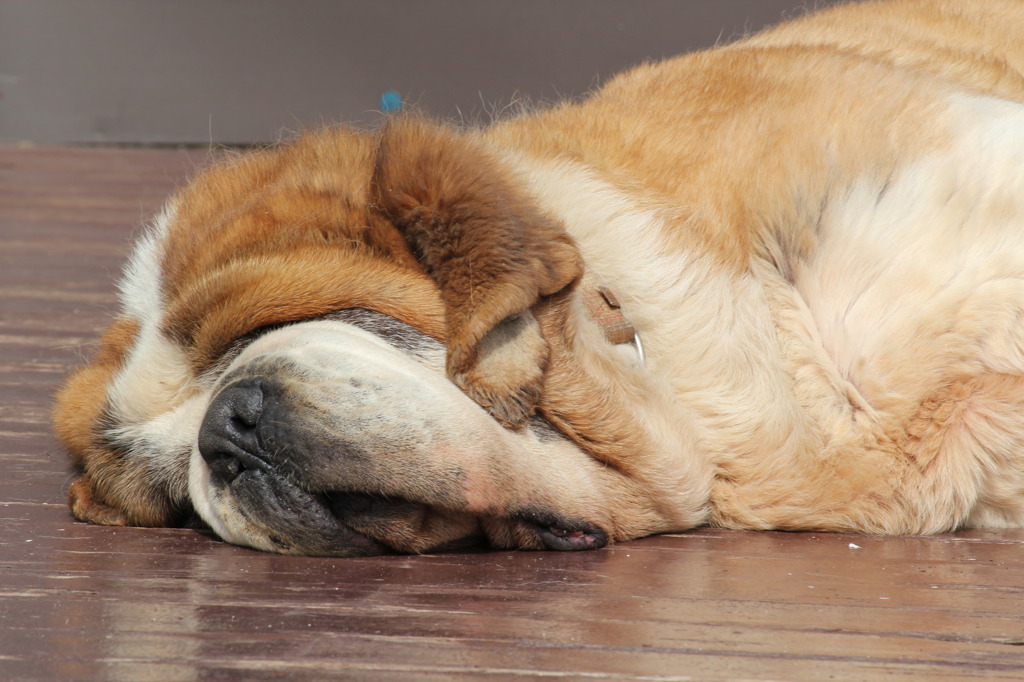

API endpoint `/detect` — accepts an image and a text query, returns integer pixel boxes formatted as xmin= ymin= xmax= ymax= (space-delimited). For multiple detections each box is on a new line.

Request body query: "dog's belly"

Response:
xmin=799 ymin=93 xmax=1024 ymax=409
xmin=777 ymin=93 xmax=1024 ymax=528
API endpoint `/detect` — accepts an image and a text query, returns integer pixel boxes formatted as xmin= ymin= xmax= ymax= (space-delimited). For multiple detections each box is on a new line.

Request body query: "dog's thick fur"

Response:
xmin=54 ymin=0 xmax=1024 ymax=555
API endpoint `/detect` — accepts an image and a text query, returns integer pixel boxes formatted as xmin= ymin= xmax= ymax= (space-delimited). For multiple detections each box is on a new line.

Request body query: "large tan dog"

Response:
xmin=54 ymin=0 xmax=1024 ymax=555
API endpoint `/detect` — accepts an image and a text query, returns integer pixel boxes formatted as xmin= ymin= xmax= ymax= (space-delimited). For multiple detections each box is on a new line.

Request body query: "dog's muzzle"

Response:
xmin=196 ymin=376 xmax=399 ymax=555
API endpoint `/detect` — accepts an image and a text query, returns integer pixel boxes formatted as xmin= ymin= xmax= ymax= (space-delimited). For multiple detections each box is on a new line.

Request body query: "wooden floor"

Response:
xmin=2 ymin=146 xmax=1023 ymax=680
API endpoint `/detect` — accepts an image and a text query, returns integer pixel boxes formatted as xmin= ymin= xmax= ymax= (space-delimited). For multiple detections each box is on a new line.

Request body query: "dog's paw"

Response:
xmin=451 ymin=311 xmax=548 ymax=429
xmin=68 ymin=476 xmax=129 ymax=526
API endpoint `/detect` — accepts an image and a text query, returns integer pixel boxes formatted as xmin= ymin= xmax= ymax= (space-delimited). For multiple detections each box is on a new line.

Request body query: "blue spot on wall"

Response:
xmin=379 ymin=90 xmax=403 ymax=113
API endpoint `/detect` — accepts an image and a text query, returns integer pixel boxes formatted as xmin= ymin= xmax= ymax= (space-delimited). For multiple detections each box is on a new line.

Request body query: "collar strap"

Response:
xmin=579 ymin=273 xmax=645 ymax=362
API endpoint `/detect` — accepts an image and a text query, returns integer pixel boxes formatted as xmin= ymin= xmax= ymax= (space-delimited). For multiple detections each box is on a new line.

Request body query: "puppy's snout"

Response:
xmin=198 ymin=378 xmax=268 ymax=484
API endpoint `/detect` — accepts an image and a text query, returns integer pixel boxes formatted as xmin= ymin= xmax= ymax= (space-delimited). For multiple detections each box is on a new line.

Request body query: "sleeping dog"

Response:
xmin=54 ymin=0 xmax=1024 ymax=555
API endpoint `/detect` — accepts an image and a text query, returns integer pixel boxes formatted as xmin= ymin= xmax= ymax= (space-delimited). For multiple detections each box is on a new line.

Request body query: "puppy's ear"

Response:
xmin=372 ymin=117 xmax=581 ymax=427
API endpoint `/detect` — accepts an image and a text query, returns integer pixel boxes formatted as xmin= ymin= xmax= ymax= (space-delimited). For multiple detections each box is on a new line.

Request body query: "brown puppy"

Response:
xmin=55 ymin=0 xmax=1024 ymax=555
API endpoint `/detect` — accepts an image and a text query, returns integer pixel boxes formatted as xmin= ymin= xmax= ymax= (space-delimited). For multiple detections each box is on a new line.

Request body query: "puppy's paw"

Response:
xmin=68 ymin=476 xmax=129 ymax=526
xmin=451 ymin=311 xmax=548 ymax=429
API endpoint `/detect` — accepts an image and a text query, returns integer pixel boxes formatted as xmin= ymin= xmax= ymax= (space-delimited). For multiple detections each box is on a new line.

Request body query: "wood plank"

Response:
xmin=1 ymin=146 xmax=1022 ymax=680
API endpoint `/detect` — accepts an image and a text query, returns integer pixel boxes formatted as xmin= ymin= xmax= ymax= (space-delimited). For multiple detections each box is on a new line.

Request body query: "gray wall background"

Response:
xmin=0 ymin=0 xmax=847 ymax=145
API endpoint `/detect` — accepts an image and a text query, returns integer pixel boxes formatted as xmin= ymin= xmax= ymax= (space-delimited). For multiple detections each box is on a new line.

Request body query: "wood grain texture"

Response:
xmin=1 ymin=146 xmax=1022 ymax=680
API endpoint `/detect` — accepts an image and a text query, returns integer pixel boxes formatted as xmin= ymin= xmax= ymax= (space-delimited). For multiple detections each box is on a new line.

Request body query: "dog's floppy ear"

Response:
xmin=371 ymin=116 xmax=581 ymax=427
xmin=53 ymin=316 xmax=183 ymax=528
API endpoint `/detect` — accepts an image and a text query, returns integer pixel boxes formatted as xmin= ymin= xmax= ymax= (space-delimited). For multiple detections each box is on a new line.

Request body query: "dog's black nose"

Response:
xmin=198 ymin=378 xmax=267 ymax=484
